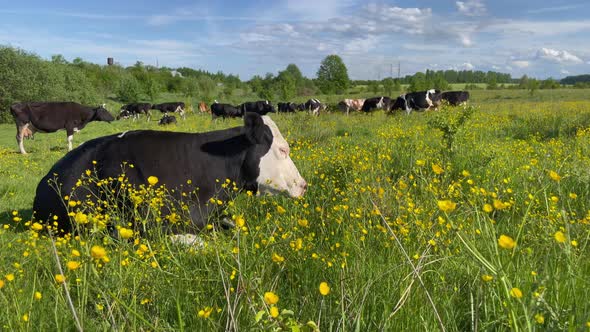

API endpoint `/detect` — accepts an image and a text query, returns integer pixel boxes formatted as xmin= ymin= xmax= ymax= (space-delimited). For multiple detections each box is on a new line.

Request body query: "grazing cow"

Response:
xmin=198 ymin=101 xmax=210 ymax=114
xmin=239 ymin=100 xmax=276 ymax=115
xmin=211 ymin=101 xmax=242 ymax=119
xmin=338 ymin=99 xmax=365 ymax=115
xmin=152 ymin=102 xmax=186 ymax=119
xmin=302 ymin=99 xmax=324 ymax=116
xmin=117 ymin=103 xmax=152 ymax=121
xmin=441 ymin=91 xmax=470 ymax=106
xmin=277 ymin=102 xmax=299 ymax=113
xmin=391 ymin=89 xmax=442 ymax=114
xmin=32 ymin=113 xmax=307 ymax=234
xmin=158 ymin=114 xmax=177 ymax=125
xmin=10 ymin=102 xmax=114 ymax=154
xmin=361 ymin=97 xmax=393 ymax=112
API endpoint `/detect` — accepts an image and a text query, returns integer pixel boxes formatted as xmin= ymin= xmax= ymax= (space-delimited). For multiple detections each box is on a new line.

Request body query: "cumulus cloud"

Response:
xmin=536 ymin=47 xmax=583 ymax=63
xmin=456 ymin=0 xmax=487 ymax=16
xmin=560 ymin=69 xmax=570 ymax=74
xmin=461 ymin=62 xmax=475 ymax=70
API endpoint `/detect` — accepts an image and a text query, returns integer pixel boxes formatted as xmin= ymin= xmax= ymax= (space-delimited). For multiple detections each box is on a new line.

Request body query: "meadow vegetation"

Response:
xmin=1 ymin=89 xmax=590 ymax=330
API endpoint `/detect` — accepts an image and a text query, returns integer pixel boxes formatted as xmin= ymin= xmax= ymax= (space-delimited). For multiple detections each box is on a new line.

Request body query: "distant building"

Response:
xmin=107 ymin=57 xmax=114 ymax=66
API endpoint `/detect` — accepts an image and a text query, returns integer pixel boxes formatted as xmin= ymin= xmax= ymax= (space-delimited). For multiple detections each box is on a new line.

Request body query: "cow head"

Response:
xmin=264 ymin=102 xmax=276 ymax=113
xmin=243 ymin=113 xmax=307 ymax=198
xmin=95 ymin=105 xmax=115 ymax=123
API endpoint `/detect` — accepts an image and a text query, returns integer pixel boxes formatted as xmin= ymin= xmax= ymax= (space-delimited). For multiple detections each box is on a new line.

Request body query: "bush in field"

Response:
xmin=116 ymin=75 xmax=143 ymax=103
xmin=316 ymin=55 xmax=349 ymax=94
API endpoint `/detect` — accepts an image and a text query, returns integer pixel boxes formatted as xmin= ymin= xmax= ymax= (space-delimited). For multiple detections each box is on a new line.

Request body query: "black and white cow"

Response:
xmin=152 ymin=102 xmax=186 ymax=119
xmin=302 ymin=99 xmax=324 ymax=116
xmin=239 ymin=100 xmax=276 ymax=115
xmin=211 ymin=101 xmax=243 ymax=119
xmin=277 ymin=102 xmax=299 ymax=113
xmin=158 ymin=114 xmax=177 ymax=125
xmin=361 ymin=96 xmax=392 ymax=112
xmin=32 ymin=113 xmax=307 ymax=234
xmin=390 ymin=89 xmax=442 ymax=114
xmin=10 ymin=102 xmax=114 ymax=154
xmin=441 ymin=91 xmax=470 ymax=106
xmin=117 ymin=103 xmax=152 ymax=121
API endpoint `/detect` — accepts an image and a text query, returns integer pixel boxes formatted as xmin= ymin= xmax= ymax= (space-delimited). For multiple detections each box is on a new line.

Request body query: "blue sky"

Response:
xmin=1 ymin=0 xmax=589 ymax=80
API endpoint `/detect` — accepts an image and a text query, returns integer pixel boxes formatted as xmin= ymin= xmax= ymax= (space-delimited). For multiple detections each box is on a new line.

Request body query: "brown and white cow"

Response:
xmin=338 ymin=99 xmax=365 ymax=115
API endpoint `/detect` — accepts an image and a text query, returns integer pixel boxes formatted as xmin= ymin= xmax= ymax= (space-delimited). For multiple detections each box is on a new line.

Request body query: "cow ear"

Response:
xmin=244 ymin=112 xmax=266 ymax=144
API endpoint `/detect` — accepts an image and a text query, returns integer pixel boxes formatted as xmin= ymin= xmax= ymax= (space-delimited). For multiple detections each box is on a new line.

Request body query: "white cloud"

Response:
xmin=536 ymin=47 xmax=583 ymax=63
xmin=456 ymin=0 xmax=487 ymax=16
xmin=512 ymin=60 xmax=530 ymax=68
xmin=461 ymin=62 xmax=475 ymax=70
xmin=560 ymin=69 xmax=570 ymax=74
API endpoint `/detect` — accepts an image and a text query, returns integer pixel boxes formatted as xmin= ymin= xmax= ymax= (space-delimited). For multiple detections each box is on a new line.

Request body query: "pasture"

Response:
xmin=1 ymin=89 xmax=590 ymax=331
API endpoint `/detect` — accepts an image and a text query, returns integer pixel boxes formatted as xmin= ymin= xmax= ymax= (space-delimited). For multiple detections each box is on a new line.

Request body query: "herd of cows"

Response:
xmin=7 ymin=88 xmax=468 ymax=235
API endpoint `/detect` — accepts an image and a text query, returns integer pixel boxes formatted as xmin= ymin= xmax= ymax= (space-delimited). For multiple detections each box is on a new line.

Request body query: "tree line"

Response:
xmin=0 ymin=45 xmax=587 ymax=123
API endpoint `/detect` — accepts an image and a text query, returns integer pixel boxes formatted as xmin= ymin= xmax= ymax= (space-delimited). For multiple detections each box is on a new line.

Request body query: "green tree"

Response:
xmin=197 ymin=76 xmax=216 ymax=102
xmin=316 ymin=55 xmax=349 ymax=94
xmin=382 ymin=78 xmax=395 ymax=96
xmin=276 ymin=71 xmax=297 ymax=100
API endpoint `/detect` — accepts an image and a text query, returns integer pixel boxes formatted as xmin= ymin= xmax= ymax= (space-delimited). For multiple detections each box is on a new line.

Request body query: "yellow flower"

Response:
xmin=147 ymin=176 xmax=159 ymax=186
xmin=264 ymin=292 xmax=279 ymax=305
xmin=276 ymin=206 xmax=286 ymax=214
xmin=55 ymin=274 xmax=66 ymax=284
xmin=71 ymin=249 xmax=81 ymax=257
xmin=269 ymin=306 xmax=279 ymax=318
xmin=498 ymin=235 xmax=516 ymax=249
xmin=90 ymin=245 xmax=107 ymax=260
xmin=74 ymin=212 xmax=88 ymax=224
xmin=198 ymin=307 xmax=213 ymax=318
xmin=235 ymin=215 xmax=245 ymax=228
xmin=554 ymin=231 xmax=566 ymax=243
xmin=437 ymin=200 xmax=457 ymax=213
xmin=548 ymin=170 xmax=561 ymax=182
xmin=571 ymin=240 xmax=578 ymax=247
xmin=6 ymin=274 xmax=15 ymax=282
xmin=66 ymin=261 xmax=81 ymax=271
xmin=493 ymin=199 xmax=509 ymax=210
xmin=415 ymin=159 xmax=425 ymax=166
xmin=0 ymin=280 xmax=4 ymax=289
xmin=34 ymin=292 xmax=42 ymax=300
xmin=119 ymin=227 xmax=134 ymax=239
xmin=271 ymin=253 xmax=285 ymax=263
xmin=319 ymin=282 xmax=330 ymax=296
xmin=483 ymin=204 xmax=493 ymax=213
xmin=22 ymin=314 xmax=28 ymax=322
xmin=481 ymin=274 xmax=493 ymax=282
xmin=569 ymin=193 xmax=577 ymax=199
xmin=510 ymin=287 xmax=523 ymax=298
xmin=432 ymin=164 xmax=444 ymax=175
xmin=298 ymin=219 xmax=309 ymax=227
xmin=31 ymin=222 xmax=43 ymax=231
xmin=534 ymin=314 xmax=545 ymax=324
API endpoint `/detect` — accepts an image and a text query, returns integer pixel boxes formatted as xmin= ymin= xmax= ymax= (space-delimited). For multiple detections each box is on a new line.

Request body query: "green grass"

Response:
xmin=1 ymin=91 xmax=590 ymax=330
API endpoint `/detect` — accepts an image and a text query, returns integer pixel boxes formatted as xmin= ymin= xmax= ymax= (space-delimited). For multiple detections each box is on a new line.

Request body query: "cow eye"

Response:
xmin=279 ymin=147 xmax=289 ymax=157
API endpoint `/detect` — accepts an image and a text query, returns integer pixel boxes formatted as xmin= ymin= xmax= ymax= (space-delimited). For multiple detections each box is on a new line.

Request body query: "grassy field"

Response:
xmin=1 ymin=89 xmax=590 ymax=331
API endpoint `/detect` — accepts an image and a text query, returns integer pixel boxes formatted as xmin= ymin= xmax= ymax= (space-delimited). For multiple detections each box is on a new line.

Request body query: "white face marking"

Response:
xmin=256 ymin=116 xmax=307 ymax=198
xmin=73 ymin=127 xmax=79 ymax=133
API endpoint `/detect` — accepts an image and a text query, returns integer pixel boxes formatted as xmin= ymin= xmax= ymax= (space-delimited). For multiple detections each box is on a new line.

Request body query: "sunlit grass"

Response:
xmin=1 ymin=93 xmax=590 ymax=330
